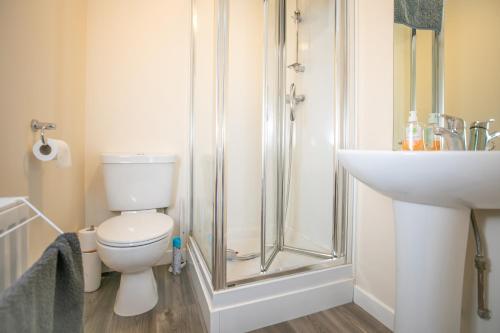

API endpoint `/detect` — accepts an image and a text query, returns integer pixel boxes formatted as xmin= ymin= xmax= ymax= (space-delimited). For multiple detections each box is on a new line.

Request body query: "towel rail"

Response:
xmin=0 ymin=202 xmax=26 ymax=218
xmin=0 ymin=197 xmax=63 ymax=239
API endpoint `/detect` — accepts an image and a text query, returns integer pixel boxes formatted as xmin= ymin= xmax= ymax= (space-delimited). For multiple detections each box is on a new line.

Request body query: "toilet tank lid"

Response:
xmin=101 ymin=153 xmax=176 ymax=164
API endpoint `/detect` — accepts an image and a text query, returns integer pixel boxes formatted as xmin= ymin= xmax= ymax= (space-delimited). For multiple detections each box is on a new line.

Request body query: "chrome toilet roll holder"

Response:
xmin=31 ymin=119 xmax=56 ymax=145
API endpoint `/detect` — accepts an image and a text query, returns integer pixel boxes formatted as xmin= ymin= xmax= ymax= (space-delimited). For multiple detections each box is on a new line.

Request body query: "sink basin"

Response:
xmin=338 ymin=150 xmax=500 ymax=209
xmin=338 ymin=150 xmax=500 ymax=333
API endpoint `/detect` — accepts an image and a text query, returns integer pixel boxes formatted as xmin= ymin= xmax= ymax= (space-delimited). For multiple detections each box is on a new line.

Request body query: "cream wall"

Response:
xmin=444 ymin=0 xmax=500 ymax=131
xmin=84 ymin=0 xmax=191 ymax=237
xmin=355 ymin=1 xmax=500 ymax=332
xmin=354 ymin=0 xmax=396 ymax=313
xmin=0 ymin=0 xmax=87 ymax=252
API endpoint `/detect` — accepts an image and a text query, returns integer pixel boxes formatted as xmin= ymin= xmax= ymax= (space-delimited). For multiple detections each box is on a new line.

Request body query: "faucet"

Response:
xmin=433 ymin=114 xmax=467 ymax=150
xmin=468 ymin=119 xmax=500 ymax=151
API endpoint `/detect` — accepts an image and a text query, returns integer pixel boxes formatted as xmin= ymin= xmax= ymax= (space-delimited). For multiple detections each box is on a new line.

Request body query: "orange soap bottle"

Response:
xmin=402 ymin=111 xmax=424 ymax=151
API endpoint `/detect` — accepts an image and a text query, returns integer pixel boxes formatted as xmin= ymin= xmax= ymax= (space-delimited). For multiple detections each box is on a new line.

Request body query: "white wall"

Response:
xmin=354 ymin=1 xmax=500 ymax=332
xmin=84 ymin=0 xmax=191 ymax=239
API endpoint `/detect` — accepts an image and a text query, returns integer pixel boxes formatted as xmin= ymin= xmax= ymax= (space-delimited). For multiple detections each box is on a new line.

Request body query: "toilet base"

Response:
xmin=114 ymin=268 xmax=158 ymax=316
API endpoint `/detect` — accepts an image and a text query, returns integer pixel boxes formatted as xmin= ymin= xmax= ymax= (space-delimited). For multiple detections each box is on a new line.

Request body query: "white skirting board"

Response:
xmin=353 ymin=285 xmax=395 ymax=331
xmin=187 ymin=243 xmax=354 ymax=333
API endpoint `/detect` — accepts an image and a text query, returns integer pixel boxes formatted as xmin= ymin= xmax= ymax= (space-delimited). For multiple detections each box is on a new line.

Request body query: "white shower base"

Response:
xmin=188 ymin=237 xmax=353 ymax=333
xmin=227 ymin=236 xmax=329 ymax=282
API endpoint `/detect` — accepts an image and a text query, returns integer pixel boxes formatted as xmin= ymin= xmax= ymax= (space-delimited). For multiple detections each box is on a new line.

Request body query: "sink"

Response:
xmin=338 ymin=150 xmax=500 ymax=333
xmin=339 ymin=150 xmax=500 ymax=209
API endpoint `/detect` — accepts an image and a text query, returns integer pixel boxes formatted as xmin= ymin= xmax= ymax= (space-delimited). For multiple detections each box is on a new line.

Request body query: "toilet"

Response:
xmin=96 ymin=153 xmax=176 ymax=317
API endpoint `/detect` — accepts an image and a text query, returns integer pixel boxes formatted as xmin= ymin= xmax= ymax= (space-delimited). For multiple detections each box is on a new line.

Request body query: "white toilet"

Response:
xmin=96 ymin=153 xmax=175 ymax=317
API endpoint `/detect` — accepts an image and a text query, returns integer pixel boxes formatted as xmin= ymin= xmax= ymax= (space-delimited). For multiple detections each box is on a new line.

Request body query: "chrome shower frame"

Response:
xmin=188 ymin=0 xmax=355 ymax=291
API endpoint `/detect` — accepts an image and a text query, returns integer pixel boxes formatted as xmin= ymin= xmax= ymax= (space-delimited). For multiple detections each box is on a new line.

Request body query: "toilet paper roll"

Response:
xmin=78 ymin=226 xmax=98 ymax=252
xmin=32 ymin=138 xmax=72 ymax=168
xmin=82 ymin=252 xmax=101 ymax=293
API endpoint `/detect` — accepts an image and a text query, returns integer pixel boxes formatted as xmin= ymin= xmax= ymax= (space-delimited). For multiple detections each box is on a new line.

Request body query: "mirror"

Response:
xmin=393 ymin=0 xmax=500 ymax=150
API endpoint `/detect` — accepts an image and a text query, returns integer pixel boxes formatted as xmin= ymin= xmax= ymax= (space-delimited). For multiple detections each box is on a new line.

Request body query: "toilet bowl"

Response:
xmin=97 ymin=212 xmax=173 ymax=316
xmin=98 ymin=153 xmax=176 ymax=316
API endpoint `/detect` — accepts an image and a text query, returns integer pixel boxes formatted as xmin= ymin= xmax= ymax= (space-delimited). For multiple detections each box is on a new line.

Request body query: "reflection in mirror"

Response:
xmin=393 ymin=0 xmax=500 ymax=150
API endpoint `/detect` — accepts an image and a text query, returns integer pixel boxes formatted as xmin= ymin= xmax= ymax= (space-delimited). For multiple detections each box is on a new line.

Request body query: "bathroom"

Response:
xmin=0 ymin=0 xmax=499 ymax=332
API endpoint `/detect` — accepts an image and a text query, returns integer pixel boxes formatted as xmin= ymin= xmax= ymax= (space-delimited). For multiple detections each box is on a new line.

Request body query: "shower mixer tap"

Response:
xmin=286 ymin=83 xmax=305 ymax=121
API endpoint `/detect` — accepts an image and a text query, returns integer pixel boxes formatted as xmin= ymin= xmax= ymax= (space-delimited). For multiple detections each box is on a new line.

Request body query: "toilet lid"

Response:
xmin=97 ymin=213 xmax=173 ymax=247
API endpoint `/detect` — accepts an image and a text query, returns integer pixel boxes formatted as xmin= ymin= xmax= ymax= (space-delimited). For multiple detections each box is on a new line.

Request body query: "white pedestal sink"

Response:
xmin=338 ymin=150 xmax=500 ymax=333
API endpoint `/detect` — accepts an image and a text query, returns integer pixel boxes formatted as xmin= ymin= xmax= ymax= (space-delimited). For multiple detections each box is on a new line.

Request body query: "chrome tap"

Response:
xmin=468 ymin=119 xmax=500 ymax=151
xmin=433 ymin=114 xmax=467 ymax=150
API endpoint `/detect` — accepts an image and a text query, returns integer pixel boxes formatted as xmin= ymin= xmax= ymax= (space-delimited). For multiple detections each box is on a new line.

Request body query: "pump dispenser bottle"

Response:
xmin=402 ymin=111 xmax=424 ymax=151
xmin=424 ymin=113 xmax=441 ymax=151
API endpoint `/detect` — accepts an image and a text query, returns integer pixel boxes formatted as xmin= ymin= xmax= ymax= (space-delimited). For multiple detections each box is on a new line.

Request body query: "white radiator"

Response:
xmin=0 ymin=199 xmax=30 ymax=293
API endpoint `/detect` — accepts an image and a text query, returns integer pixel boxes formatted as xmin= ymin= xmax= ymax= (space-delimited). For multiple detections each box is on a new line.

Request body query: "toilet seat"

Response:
xmin=97 ymin=212 xmax=173 ymax=248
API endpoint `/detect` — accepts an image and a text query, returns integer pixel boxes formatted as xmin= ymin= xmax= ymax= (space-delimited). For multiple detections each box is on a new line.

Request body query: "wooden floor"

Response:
xmin=251 ymin=303 xmax=390 ymax=333
xmin=84 ymin=266 xmax=205 ymax=333
xmin=84 ymin=266 xmax=391 ymax=333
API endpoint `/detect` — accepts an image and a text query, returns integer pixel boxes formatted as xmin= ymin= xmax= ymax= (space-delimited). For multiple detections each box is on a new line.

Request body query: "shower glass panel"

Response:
xmin=261 ymin=0 xmax=282 ymax=272
xmin=191 ymin=0 xmax=216 ymax=273
xmin=224 ymin=0 xmax=265 ymax=281
xmin=224 ymin=0 xmax=336 ymax=283
xmin=190 ymin=0 xmax=351 ymax=288
xmin=282 ymin=0 xmax=335 ymax=259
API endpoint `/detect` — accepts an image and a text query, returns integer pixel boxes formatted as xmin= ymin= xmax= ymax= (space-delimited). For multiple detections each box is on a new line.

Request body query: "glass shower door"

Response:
xmin=281 ymin=0 xmax=336 ymax=259
xmin=260 ymin=0 xmax=337 ymax=273
xmin=190 ymin=0 xmax=351 ymax=287
xmin=191 ymin=0 xmax=217 ymax=273
xmin=261 ymin=0 xmax=284 ymax=271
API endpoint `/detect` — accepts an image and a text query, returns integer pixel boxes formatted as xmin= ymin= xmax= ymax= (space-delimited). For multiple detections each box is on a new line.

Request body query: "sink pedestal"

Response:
xmin=338 ymin=150 xmax=500 ymax=331
xmin=393 ymin=201 xmax=470 ymax=333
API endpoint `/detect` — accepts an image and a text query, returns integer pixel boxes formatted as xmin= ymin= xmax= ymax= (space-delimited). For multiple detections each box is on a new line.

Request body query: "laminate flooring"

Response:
xmin=84 ymin=266 xmax=391 ymax=333
xmin=84 ymin=266 xmax=205 ymax=333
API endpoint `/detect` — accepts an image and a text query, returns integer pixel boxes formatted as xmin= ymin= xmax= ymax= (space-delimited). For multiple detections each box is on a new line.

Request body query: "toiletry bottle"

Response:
xmin=402 ymin=111 xmax=424 ymax=151
xmin=171 ymin=236 xmax=183 ymax=275
xmin=424 ymin=113 xmax=441 ymax=151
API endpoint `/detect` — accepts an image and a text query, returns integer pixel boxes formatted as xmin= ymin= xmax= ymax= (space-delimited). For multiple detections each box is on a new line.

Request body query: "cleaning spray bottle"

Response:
xmin=169 ymin=236 xmax=185 ymax=275
xmin=402 ymin=111 xmax=424 ymax=151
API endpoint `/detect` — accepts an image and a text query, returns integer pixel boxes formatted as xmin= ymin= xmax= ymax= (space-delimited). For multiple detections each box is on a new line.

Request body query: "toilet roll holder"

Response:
xmin=31 ymin=119 xmax=56 ymax=145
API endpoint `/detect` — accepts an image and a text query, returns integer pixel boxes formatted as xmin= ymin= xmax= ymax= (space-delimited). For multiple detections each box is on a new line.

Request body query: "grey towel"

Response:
xmin=395 ymin=0 xmax=443 ymax=31
xmin=0 ymin=233 xmax=84 ymax=333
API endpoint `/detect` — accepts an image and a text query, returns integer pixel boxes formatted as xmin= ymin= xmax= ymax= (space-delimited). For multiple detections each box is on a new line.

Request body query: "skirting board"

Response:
xmin=187 ymin=244 xmax=354 ymax=333
xmin=353 ymin=285 xmax=395 ymax=331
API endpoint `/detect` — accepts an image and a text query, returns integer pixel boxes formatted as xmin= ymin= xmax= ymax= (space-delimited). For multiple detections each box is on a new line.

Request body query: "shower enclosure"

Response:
xmin=189 ymin=0 xmax=353 ymax=291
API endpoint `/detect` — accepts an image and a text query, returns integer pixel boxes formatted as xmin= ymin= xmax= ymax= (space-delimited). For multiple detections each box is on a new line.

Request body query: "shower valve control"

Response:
xmin=286 ymin=94 xmax=306 ymax=105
